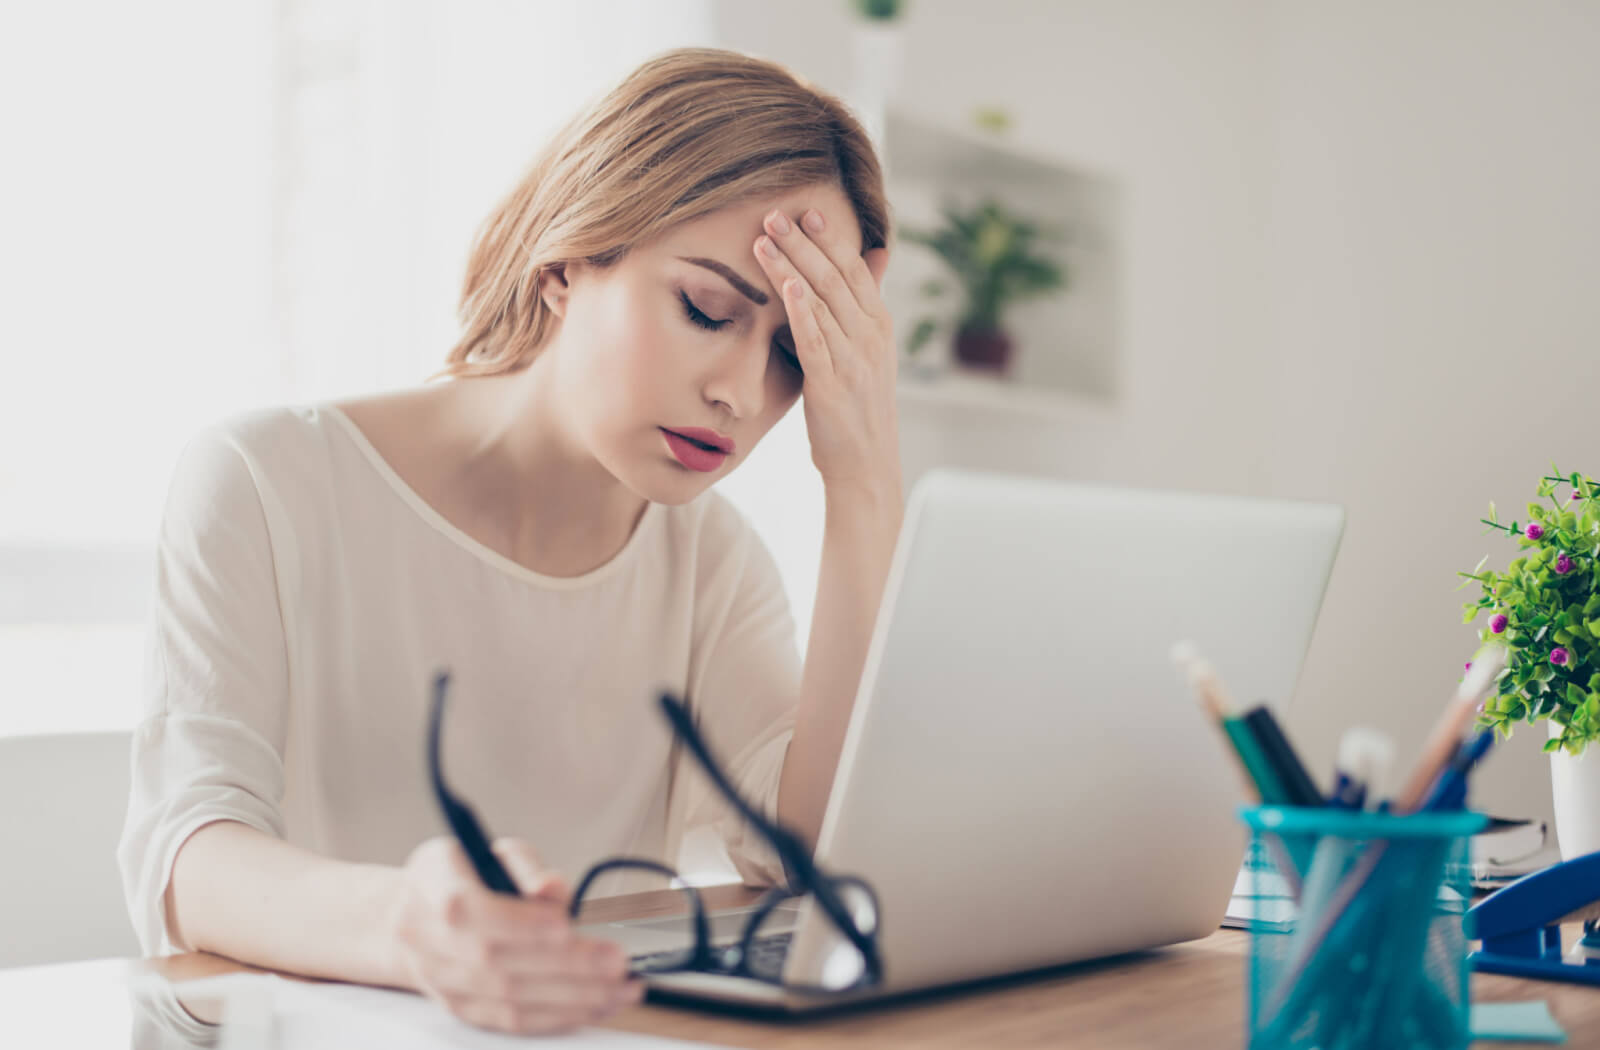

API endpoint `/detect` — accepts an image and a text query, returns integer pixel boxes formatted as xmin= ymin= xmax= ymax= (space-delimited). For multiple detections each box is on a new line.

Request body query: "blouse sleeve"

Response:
xmin=679 ymin=500 xmax=802 ymax=888
xmin=116 ymin=425 xmax=292 ymax=955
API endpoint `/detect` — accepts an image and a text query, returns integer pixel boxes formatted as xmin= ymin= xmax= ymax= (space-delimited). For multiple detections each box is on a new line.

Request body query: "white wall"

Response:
xmin=1263 ymin=1 xmax=1600 ymax=834
xmin=719 ymin=0 xmax=1600 ymax=833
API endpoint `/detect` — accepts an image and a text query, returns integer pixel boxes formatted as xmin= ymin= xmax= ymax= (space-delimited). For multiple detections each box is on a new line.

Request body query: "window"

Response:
xmin=0 ymin=1 xmax=830 ymax=744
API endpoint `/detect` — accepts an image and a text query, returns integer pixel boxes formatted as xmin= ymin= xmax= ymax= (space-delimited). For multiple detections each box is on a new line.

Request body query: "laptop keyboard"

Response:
xmin=632 ymin=930 xmax=793 ymax=974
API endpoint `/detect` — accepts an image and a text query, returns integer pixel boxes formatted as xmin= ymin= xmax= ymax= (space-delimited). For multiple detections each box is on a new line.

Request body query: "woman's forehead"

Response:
xmin=658 ymin=185 xmax=863 ymax=257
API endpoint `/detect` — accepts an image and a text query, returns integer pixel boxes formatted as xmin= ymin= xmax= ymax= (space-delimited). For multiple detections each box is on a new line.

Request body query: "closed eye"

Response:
xmin=679 ymin=289 xmax=802 ymax=377
xmin=678 ymin=290 xmax=731 ymax=331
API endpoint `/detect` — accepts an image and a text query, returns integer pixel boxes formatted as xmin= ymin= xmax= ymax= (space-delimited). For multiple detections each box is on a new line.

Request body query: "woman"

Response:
xmin=117 ymin=47 xmax=901 ymax=1035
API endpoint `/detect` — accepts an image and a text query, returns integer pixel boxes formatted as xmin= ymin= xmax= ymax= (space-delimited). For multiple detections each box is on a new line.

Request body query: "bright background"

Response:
xmin=4 ymin=0 xmax=1598 ymax=840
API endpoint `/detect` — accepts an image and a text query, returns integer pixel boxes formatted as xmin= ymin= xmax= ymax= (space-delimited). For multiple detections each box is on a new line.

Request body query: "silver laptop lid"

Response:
xmin=782 ymin=469 xmax=1344 ymax=994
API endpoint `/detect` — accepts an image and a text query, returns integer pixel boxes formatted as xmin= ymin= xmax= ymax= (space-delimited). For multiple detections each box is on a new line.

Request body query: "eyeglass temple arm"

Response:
xmin=431 ymin=671 xmax=520 ymax=895
xmin=657 ymin=694 xmax=883 ymax=968
xmin=658 ymin=693 xmax=849 ymax=899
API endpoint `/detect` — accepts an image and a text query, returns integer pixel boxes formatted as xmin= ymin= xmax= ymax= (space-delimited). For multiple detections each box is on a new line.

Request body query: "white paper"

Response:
xmin=153 ymin=974 xmax=743 ymax=1050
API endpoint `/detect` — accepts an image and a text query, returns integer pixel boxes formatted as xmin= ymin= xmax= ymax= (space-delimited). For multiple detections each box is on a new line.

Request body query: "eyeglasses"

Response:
xmin=427 ymin=670 xmax=883 ymax=993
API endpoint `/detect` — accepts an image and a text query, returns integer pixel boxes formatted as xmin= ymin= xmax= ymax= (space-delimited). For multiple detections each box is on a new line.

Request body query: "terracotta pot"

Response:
xmin=954 ymin=326 xmax=1013 ymax=373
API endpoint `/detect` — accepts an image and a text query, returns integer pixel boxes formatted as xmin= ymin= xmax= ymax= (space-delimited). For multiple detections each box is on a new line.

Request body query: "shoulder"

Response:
xmin=165 ymin=403 xmax=341 ymax=519
xmin=179 ymin=403 xmax=335 ymax=469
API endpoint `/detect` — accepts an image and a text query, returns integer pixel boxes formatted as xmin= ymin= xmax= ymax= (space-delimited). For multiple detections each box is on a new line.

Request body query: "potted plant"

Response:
xmin=1459 ymin=468 xmax=1600 ymax=859
xmin=902 ymin=198 xmax=1066 ymax=375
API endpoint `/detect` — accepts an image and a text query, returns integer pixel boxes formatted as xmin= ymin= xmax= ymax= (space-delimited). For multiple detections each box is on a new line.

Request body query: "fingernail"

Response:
xmin=803 ymin=209 xmax=825 ymax=233
xmin=768 ymin=210 xmax=791 ymax=235
xmin=759 ymin=236 xmax=780 ymax=259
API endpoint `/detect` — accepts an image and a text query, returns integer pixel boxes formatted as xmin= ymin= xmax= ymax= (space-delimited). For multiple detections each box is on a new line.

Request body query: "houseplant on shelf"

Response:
xmin=902 ymin=198 xmax=1065 ymax=376
xmin=1459 ymin=468 xmax=1600 ymax=859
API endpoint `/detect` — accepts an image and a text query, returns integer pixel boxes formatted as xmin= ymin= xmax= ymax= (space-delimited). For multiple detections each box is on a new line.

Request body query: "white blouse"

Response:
xmin=117 ymin=403 xmax=798 ymax=955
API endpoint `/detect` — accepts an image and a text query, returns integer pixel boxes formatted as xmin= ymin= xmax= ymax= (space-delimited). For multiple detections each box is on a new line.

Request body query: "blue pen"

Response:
xmin=1358 ymin=730 xmax=1493 ymax=1045
xmin=1296 ymin=730 xmax=1394 ymax=1046
xmin=1420 ymin=729 xmax=1495 ymax=812
xmin=1327 ymin=728 xmax=1393 ymax=811
xmin=1262 ymin=734 xmax=1489 ymax=1045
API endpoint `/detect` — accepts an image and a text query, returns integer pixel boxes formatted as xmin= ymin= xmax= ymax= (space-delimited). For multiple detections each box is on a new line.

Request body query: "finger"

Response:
xmin=490 ymin=840 xmax=574 ymax=909
xmin=439 ymin=882 xmax=575 ymax=946
xmin=526 ymin=871 xmax=574 ymax=910
xmin=762 ymin=209 xmax=878 ymax=336
xmin=754 ymin=240 xmax=852 ymax=372
xmin=490 ymin=838 xmax=545 ymax=888
xmin=780 ymin=275 xmax=849 ymax=380
xmin=414 ymin=936 xmax=630 ymax=999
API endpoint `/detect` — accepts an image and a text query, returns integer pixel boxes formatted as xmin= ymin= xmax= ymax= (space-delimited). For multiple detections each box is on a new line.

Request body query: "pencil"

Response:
xmin=1394 ymin=644 xmax=1509 ymax=812
xmin=1171 ymin=641 xmax=1287 ymax=804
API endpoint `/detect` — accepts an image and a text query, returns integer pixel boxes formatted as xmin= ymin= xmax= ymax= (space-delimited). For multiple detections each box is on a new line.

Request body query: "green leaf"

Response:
xmin=905 ymin=317 xmax=940 ymax=356
xmin=1569 ymin=684 xmax=1589 ymax=707
xmin=1545 ymin=738 xmax=1564 ymax=752
xmin=1489 ymin=501 xmax=1499 ymax=524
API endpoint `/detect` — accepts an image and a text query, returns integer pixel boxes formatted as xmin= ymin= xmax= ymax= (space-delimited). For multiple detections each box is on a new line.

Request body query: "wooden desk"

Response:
xmin=31 ymin=884 xmax=1600 ymax=1047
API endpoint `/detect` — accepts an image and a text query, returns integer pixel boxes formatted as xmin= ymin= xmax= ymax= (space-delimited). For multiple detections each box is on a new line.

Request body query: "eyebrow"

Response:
xmin=677 ymin=256 xmax=769 ymax=307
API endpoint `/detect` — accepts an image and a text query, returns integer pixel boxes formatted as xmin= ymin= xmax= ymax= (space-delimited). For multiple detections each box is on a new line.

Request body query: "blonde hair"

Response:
xmin=437 ymin=47 xmax=891 ymax=379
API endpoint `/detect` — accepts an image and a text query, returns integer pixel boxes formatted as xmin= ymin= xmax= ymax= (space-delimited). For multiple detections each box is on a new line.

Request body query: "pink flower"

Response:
xmin=1489 ymin=613 xmax=1509 ymax=634
xmin=1525 ymin=522 xmax=1546 ymax=541
xmin=1556 ymin=553 xmax=1575 ymax=575
xmin=1573 ymin=491 xmax=1584 ymax=503
xmin=1551 ymin=647 xmax=1571 ymax=667
xmin=1464 ymin=661 xmax=1473 ymax=672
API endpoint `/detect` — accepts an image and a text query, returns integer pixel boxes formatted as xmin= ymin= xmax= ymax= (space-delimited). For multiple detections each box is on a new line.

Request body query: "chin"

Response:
xmin=616 ymin=461 xmax=723 ymax=507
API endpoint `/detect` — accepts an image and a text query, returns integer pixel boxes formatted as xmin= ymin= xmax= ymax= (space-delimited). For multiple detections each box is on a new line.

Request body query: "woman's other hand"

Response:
xmin=387 ymin=837 xmax=644 ymax=1035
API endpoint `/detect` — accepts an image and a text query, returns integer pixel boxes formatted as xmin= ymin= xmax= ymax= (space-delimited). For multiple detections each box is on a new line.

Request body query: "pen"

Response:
xmin=1263 ymin=717 xmax=1503 ymax=1034
xmin=1420 ymin=729 xmax=1496 ymax=812
xmin=1243 ymin=706 xmax=1325 ymax=807
xmin=1292 ymin=726 xmax=1395 ymax=1043
xmin=1170 ymin=642 xmax=1287 ymax=804
xmin=1327 ymin=728 xmax=1393 ymax=811
xmin=1171 ymin=641 xmax=1308 ymax=891
xmin=1394 ymin=644 xmax=1508 ymax=812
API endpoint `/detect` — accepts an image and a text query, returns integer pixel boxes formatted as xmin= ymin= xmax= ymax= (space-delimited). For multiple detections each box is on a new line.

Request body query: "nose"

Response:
xmin=702 ymin=336 xmax=769 ymax=421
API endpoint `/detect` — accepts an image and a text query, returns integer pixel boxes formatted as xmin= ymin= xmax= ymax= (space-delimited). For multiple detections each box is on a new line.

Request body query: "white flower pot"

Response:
xmin=1549 ymin=721 xmax=1600 ymax=860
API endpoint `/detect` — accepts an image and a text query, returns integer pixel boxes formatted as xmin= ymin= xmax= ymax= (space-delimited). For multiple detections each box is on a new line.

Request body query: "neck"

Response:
xmin=433 ymin=353 xmax=648 ymax=572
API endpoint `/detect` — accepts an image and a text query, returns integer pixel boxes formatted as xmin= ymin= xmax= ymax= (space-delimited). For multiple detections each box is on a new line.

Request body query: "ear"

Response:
xmin=537 ymin=263 xmax=572 ymax=319
xmin=863 ymin=246 xmax=890 ymax=290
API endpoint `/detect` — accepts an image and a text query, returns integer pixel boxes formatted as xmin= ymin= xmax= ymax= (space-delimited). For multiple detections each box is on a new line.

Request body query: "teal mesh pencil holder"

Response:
xmin=1239 ymin=806 xmax=1485 ymax=1050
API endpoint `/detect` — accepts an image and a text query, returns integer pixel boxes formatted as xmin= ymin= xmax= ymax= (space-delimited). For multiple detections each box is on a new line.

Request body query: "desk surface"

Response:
xmin=12 ymin=884 xmax=1597 ymax=1048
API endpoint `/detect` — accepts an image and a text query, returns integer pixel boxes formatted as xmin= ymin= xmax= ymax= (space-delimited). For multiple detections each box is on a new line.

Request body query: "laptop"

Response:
xmin=582 ymin=468 xmax=1345 ymax=1013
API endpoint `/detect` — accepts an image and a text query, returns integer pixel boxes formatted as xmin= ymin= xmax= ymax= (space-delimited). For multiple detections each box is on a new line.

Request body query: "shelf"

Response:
xmin=895 ymin=368 xmax=1112 ymax=424
xmin=879 ymin=108 xmax=1123 ymax=406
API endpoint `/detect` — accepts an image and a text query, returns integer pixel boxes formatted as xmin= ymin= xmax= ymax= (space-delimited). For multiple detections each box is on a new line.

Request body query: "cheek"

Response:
xmin=572 ymin=297 xmax=677 ymax=406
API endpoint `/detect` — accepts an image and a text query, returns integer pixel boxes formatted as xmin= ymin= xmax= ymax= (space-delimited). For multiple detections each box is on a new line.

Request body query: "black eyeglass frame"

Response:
xmin=426 ymin=670 xmax=883 ymax=992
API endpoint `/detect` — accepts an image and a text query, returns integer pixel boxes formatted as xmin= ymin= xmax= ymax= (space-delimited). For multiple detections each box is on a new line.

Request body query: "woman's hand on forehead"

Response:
xmin=750 ymin=204 xmax=897 ymax=492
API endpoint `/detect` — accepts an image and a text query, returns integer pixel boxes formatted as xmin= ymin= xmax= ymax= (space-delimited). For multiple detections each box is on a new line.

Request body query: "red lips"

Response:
xmin=664 ymin=426 xmax=735 ymax=455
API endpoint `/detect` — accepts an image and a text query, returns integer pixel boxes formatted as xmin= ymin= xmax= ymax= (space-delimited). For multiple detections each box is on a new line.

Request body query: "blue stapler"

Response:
xmin=1467 ymin=849 xmax=1600 ymax=985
